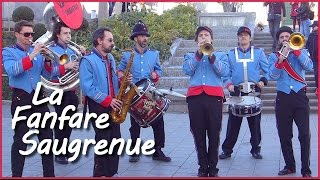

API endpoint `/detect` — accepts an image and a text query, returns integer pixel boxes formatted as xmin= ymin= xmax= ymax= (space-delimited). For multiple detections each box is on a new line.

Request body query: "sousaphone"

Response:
xmin=38 ymin=2 xmax=83 ymax=91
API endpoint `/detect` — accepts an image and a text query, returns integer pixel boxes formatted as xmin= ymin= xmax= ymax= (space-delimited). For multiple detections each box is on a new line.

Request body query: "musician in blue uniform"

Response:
xmin=2 ymin=20 xmax=59 ymax=177
xmin=44 ymin=21 xmax=85 ymax=164
xmin=183 ymin=26 xmax=229 ymax=177
xmin=79 ymin=27 xmax=123 ymax=177
xmin=219 ymin=26 xmax=269 ymax=160
xmin=117 ymin=20 xmax=171 ymax=163
xmin=268 ymin=26 xmax=313 ymax=177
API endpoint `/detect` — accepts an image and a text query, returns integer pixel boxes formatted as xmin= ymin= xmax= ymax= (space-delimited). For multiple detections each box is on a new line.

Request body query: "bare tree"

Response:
xmin=218 ymin=2 xmax=236 ymax=12
xmin=98 ymin=2 xmax=108 ymax=27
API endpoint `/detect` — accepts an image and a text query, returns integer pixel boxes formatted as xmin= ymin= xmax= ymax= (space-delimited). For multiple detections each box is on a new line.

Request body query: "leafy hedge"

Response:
xmin=102 ymin=4 xmax=198 ymax=63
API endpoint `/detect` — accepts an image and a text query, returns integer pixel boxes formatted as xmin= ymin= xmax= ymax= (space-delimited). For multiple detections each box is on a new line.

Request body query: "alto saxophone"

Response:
xmin=111 ymin=49 xmax=139 ymax=124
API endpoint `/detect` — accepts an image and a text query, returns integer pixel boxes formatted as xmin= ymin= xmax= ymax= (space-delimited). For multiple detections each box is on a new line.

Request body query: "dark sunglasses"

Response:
xmin=19 ymin=32 xmax=35 ymax=37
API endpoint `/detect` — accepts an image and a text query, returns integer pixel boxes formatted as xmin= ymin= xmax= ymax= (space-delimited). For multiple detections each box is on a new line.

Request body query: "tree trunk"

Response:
xmin=98 ymin=2 xmax=108 ymax=27
xmin=222 ymin=2 xmax=235 ymax=12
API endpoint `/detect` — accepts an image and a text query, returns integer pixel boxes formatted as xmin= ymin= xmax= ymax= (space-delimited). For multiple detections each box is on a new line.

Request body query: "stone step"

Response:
xmin=259 ymin=86 xmax=317 ymax=93
xmin=261 ymin=99 xmax=318 ymax=106
xmin=260 ymin=92 xmax=318 ymax=99
xmin=254 ymin=35 xmax=273 ymax=38
xmin=167 ymin=57 xmax=184 ymax=66
xmin=254 ymin=33 xmax=272 ymax=37
xmin=260 ymin=106 xmax=318 ymax=114
xmin=163 ymin=66 xmax=184 ymax=76
xmin=253 ymin=39 xmax=274 ymax=44
xmin=179 ymin=39 xmax=239 ymax=48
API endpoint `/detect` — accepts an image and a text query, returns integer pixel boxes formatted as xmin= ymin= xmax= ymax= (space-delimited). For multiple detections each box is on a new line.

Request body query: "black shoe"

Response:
xmin=209 ymin=171 xmax=219 ymax=177
xmin=197 ymin=167 xmax=208 ymax=177
xmin=129 ymin=154 xmax=140 ymax=162
xmin=278 ymin=167 xmax=296 ymax=175
xmin=302 ymin=173 xmax=312 ymax=177
xmin=219 ymin=152 xmax=231 ymax=159
xmin=55 ymin=156 xmax=68 ymax=164
xmin=251 ymin=152 xmax=263 ymax=159
xmin=152 ymin=148 xmax=171 ymax=162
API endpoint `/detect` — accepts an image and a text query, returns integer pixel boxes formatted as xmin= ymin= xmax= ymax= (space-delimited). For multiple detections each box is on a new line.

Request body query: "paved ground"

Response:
xmin=2 ymin=100 xmax=318 ymax=178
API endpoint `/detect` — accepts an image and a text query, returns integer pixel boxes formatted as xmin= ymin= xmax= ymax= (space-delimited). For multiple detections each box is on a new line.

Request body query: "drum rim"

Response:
xmin=131 ymin=78 xmax=152 ymax=105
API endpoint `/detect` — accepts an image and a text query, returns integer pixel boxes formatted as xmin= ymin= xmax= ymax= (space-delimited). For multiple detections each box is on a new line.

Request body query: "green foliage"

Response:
xmin=33 ymin=23 xmax=47 ymax=41
xmin=75 ymin=18 xmax=89 ymax=31
xmin=2 ymin=76 xmax=11 ymax=100
xmin=72 ymin=19 xmax=98 ymax=51
xmin=2 ymin=31 xmax=16 ymax=47
xmin=12 ymin=6 xmax=35 ymax=22
xmin=101 ymin=4 xmax=197 ymax=63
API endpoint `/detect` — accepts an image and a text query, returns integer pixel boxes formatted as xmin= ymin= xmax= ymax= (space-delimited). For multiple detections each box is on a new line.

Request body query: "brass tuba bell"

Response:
xmin=200 ymin=42 xmax=214 ymax=55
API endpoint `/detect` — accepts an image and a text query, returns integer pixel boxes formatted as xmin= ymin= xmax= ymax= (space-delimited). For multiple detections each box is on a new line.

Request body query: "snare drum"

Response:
xmin=129 ymin=79 xmax=170 ymax=127
xmin=229 ymin=96 xmax=262 ymax=117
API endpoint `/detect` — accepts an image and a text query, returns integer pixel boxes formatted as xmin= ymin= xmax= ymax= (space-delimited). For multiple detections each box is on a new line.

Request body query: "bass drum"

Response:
xmin=129 ymin=79 xmax=170 ymax=128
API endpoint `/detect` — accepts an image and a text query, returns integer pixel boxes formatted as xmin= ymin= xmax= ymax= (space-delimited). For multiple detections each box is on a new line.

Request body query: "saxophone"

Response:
xmin=111 ymin=49 xmax=139 ymax=124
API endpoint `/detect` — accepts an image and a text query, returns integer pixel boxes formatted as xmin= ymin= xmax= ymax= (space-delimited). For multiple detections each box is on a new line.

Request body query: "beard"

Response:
xmin=277 ymin=41 xmax=287 ymax=50
xmin=138 ymin=40 xmax=148 ymax=48
xmin=103 ymin=45 xmax=114 ymax=53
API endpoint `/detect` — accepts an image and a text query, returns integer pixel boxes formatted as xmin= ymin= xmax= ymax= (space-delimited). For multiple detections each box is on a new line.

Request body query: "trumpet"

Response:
xmin=200 ymin=42 xmax=214 ymax=56
xmin=29 ymin=40 xmax=69 ymax=65
xmin=279 ymin=32 xmax=305 ymax=58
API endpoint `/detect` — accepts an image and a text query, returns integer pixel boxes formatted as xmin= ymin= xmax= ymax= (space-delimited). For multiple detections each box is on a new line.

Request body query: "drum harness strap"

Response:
xmin=235 ymin=46 xmax=254 ymax=84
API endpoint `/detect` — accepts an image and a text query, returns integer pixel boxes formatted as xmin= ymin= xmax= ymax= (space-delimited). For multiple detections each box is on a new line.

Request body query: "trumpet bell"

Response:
xmin=200 ymin=43 xmax=214 ymax=55
xmin=279 ymin=32 xmax=305 ymax=58
xmin=288 ymin=32 xmax=305 ymax=50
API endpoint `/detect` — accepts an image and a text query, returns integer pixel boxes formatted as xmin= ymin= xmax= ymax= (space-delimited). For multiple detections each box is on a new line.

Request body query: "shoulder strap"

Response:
xmin=282 ymin=60 xmax=306 ymax=85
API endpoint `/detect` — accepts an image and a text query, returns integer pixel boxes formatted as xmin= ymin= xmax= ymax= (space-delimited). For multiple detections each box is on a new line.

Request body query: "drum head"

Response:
xmin=224 ymin=97 xmax=243 ymax=105
xmin=132 ymin=78 xmax=151 ymax=104
xmin=236 ymin=96 xmax=261 ymax=106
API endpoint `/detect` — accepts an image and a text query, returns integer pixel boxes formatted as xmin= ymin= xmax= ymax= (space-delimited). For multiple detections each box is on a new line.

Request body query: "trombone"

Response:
xmin=279 ymin=32 xmax=306 ymax=58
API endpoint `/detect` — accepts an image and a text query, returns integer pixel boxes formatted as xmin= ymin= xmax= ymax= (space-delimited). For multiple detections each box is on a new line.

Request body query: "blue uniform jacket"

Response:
xmin=117 ymin=48 xmax=162 ymax=84
xmin=268 ymin=49 xmax=313 ymax=94
xmin=183 ymin=51 xmax=229 ymax=97
xmin=79 ymin=48 xmax=119 ymax=107
xmin=2 ymin=44 xmax=60 ymax=93
xmin=224 ymin=47 xmax=269 ymax=87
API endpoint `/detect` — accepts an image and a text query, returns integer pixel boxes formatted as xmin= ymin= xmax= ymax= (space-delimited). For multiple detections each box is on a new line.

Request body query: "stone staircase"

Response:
xmin=158 ymin=30 xmax=318 ymax=114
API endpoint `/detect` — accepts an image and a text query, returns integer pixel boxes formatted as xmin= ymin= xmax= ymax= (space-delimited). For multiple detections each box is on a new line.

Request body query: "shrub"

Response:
xmin=33 ymin=23 xmax=47 ymax=41
xmin=101 ymin=4 xmax=197 ymax=63
xmin=2 ymin=31 xmax=16 ymax=47
xmin=12 ymin=6 xmax=34 ymax=22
